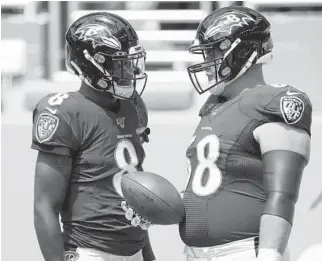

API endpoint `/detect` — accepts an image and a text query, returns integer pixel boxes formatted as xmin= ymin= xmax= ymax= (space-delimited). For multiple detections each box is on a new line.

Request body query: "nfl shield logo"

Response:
xmin=280 ymin=96 xmax=304 ymax=124
xmin=116 ymin=117 xmax=125 ymax=128
xmin=35 ymin=113 xmax=59 ymax=143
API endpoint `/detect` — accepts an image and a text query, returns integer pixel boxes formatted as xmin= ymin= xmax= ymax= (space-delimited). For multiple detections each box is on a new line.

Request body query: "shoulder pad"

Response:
xmin=35 ymin=92 xmax=78 ymax=116
xmin=242 ymin=84 xmax=312 ymax=135
xmin=31 ymin=92 xmax=80 ymax=155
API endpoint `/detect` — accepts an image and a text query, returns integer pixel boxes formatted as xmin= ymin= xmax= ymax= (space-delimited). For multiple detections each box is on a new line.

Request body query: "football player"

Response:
xmin=179 ymin=6 xmax=312 ymax=261
xmin=32 ymin=12 xmax=155 ymax=261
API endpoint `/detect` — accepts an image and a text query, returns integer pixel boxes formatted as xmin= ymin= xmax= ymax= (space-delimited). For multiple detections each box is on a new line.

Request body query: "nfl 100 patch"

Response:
xmin=35 ymin=113 xmax=59 ymax=143
xmin=280 ymin=95 xmax=305 ymax=125
xmin=116 ymin=117 xmax=126 ymax=128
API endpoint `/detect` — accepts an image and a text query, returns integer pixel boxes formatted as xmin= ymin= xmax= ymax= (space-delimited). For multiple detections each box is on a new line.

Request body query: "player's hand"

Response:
xmin=136 ymin=127 xmax=150 ymax=144
xmin=121 ymin=201 xmax=152 ymax=230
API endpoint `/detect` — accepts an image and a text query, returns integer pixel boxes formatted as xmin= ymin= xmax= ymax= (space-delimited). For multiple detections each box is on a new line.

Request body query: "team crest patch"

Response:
xmin=35 ymin=113 xmax=59 ymax=143
xmin=280 ymin=96 xmax=304 ymax=125
xmin=65 ymin=251 xmax=79 ymax=261
xmin=116 ymin=117 xmax=126 ymax=128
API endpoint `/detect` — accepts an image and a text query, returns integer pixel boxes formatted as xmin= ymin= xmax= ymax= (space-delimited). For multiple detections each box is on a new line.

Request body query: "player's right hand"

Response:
xmin=121 ymin=201 xmax=152 ymax=230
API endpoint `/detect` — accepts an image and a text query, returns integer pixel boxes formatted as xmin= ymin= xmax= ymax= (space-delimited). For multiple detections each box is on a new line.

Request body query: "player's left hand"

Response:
xmin=121 ymin=201 xmax=152 ymax=230
xmin=136 ymin=127 xmax=150 ymax=144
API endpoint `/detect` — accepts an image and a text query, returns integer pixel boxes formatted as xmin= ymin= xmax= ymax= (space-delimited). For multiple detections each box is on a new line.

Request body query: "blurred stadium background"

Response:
xmin=1 ymin=1 xmax=322 ymax=261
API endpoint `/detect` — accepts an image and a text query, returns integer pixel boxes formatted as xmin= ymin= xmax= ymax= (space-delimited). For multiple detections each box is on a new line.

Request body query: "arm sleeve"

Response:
xmin=142 ymin=232 xmax=155 ymax=261
xmin=31 ymin=107 xmax=79 ymax=156
xmin=263 ymin=87 xmax=312 ymax=135
xmin=262 ymin=150 xmax=306 ymax=224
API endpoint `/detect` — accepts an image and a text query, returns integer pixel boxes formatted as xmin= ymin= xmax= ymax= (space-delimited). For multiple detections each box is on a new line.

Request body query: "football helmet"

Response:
xmin=188 ymin=6 xmax=273 ymax=95
xmin=65 ymin=12 xmax=147 ymax=99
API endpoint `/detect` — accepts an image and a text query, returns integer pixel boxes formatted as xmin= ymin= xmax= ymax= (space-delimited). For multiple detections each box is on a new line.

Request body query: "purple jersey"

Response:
xmin=179 ymin=84 xmax=312 ymax=247
xmin=31 ymin=91 xmax=149 ymax=256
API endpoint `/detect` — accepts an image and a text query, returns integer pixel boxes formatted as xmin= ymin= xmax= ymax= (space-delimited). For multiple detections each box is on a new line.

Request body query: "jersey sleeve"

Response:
xmin=262 ymin=86 xmax=312 ymax=136
xmin=31 ymin=95 xmax=80 ymax=156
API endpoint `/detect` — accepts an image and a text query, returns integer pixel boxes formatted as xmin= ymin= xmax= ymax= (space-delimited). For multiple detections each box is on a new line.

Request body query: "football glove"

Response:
xmin=121 ymin=201 xmax=152 ymax=230
xmin=136 ymin=127 xmax=150 ymax=144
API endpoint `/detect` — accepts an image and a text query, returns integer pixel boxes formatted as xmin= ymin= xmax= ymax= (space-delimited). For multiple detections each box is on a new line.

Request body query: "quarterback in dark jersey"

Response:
xmin=179 ymin=6 xmax=312 ymax=261
xmin=32 ymin=13 xmax=155 ymax=261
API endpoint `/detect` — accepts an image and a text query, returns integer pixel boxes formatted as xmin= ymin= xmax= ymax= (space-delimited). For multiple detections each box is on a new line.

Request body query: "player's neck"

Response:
xmin=79 ymin=82 xmax=119 ymax=109
xmin=222 ymin=65 xmax=266 ymax=100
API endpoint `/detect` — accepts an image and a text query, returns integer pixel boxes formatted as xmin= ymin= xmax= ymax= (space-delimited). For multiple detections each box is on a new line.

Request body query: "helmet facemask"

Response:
xmin=87 ymin=46 xmax=147 ymax=99
xmin=187 ymin=38 xmax=238 ymax=95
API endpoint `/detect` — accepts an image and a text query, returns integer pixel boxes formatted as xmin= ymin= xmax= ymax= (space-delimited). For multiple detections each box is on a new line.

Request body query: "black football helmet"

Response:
xmin=65 ymin=12 xmax=147 ymax=99
xmin=188 ymin=6 xmax=273 ymax=95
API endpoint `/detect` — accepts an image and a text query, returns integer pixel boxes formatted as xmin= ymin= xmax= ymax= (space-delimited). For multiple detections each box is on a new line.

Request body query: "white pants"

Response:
xmin=65 ymin=248 xmax=143 ymax=261
xmin=184 ymin=237 xmax=291 ymax=261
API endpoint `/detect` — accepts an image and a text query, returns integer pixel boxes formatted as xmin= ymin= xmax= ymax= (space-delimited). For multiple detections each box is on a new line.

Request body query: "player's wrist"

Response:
xmin=257 ymin=248 xmax=283 ymax=261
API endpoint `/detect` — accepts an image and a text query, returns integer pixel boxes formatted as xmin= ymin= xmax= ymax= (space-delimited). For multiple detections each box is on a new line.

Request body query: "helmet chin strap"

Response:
xmin=83 ymin=49 xmax=134 ymax=98
xmin=69 ymin=60 xmax=107 ymax=91
xmin=207 ymin=34 xmax=273 ymax=96
xmin=208 ymin=38 xmax=242 ymax=95
xmin=83 ymin=49 xmax=106 ymax=75
xmin=209 ymin=50 xmax=260 ymax=95
xmin=67 ymin=50 xmax=142 ymax=99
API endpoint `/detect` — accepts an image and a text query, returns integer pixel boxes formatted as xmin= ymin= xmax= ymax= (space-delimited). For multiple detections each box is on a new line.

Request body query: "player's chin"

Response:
xmin=208 ymin=84 xmax=221 ymax=95
xmin=114 ymin=89 xmax=134 ymax=100
xmin=208 ymin=79 xmax=228 ymax=96
xmin=112 ymin=81 xmax=135 ymax=99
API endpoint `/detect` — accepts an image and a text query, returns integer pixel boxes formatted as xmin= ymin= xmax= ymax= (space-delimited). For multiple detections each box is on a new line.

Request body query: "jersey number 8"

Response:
xmin=187 ymin=134 xmax=222 ymax=196
xmin=115 ymin=139 xmax=139 ymax=172
xmin=48 ymin=93 xmax=69 ymax=106
xmin=113 ymin=139 xmax=139 ymax=197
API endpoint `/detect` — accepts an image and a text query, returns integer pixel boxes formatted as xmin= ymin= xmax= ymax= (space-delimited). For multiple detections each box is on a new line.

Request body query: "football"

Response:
xmin=121 ymin=171 xmax=185 ymax=225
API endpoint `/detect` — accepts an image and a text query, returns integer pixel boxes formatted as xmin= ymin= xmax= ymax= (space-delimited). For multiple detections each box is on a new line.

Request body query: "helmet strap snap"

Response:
xmin=83 ymin=49 xmax=106 ymax=75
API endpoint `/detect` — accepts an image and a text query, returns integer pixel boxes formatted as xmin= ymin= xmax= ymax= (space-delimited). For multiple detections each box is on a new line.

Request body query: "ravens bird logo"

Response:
xmin=204 ymin=12 xmax=255 ymax=39
xmin=75 ymin=24 xmax=122 ymax=50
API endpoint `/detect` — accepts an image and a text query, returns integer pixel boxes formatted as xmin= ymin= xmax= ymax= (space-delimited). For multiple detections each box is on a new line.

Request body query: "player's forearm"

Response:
xmin=142 ymin=232 xmax=155 ymax=261
xmin=257 ymin=148 xmax=308 ymax=260
xmin=34 ymin=206 xmax=65 ymax=261
xmin=258 ymin=214 xmax=292 ymax=260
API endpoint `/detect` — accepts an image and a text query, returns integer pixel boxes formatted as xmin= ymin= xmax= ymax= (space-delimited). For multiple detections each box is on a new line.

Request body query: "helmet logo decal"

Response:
xmin=205 ymin=12 xmax=255 ymax=39
xmin=75 ymin=24 xmax=121 ymax=50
